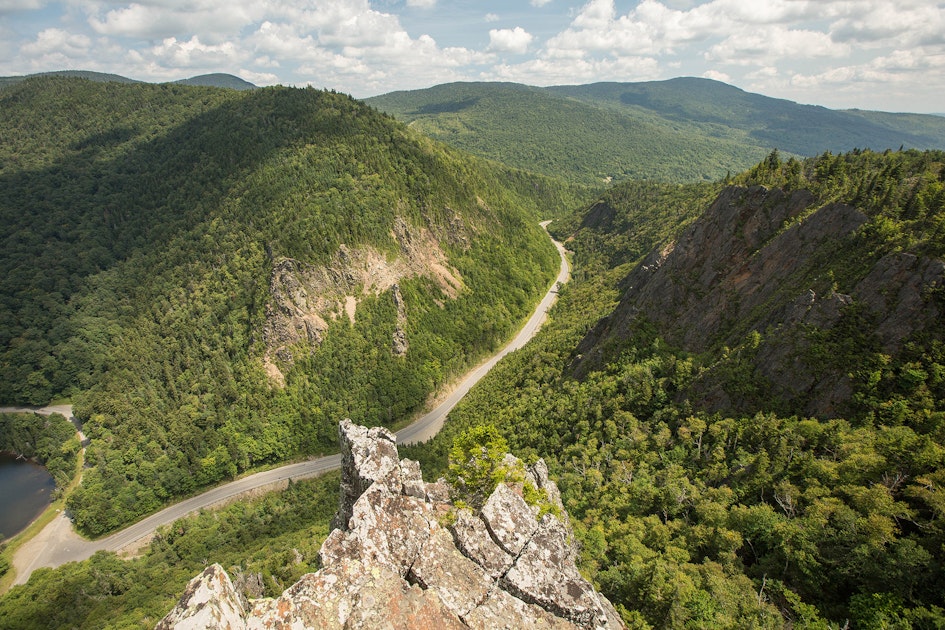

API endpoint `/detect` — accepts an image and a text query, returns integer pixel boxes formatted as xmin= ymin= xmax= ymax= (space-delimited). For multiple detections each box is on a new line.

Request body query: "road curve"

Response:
xmin=10 ymin=223 xmax=570 ymax=585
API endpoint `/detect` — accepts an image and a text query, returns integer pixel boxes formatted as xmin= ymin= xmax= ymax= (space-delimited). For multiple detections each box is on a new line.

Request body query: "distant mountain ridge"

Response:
xmin=368 ymin=78 xmax=945 ymax=185
xmin=0 ymin=69 xmax=256 ymax=90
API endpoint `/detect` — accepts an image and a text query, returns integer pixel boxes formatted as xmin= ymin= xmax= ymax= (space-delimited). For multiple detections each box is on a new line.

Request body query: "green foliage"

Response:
xmin=0 ymin=474 xmax=339 ymax=629
xmin=738 ymin=148 xmax=945 ymax=259
xmin=415 ymin=154 xmax=945 ymax=626
xmin=0 ymin=412 xmax=78 ymax=489
xmin=1 ymin=76 xmax=561 ymax=534
xmin=446 ymin=424 xmax=517 ymax=510
xmin=368 ymin=81 xmax=769 ymax=186
xmin=548 ymin=179 xmax=723 ymax=271
xmin=550 ymin=78 xmax=945 ymax=157
xmin=369 ymin=79 xmax=945 ymax=187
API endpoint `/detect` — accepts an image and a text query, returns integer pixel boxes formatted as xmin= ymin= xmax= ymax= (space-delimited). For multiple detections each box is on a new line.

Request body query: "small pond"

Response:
xmin=0 ymin=452 xmax=55 ymax=540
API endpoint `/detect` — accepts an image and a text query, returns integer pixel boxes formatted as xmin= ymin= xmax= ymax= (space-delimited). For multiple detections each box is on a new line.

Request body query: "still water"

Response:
xmin=0 ymin=452 xmax=55 ymax=539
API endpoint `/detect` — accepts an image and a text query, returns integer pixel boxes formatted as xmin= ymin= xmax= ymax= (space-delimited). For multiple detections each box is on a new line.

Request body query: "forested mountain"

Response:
xmin=367 ymin=81 xmax=768 ymax=185
xmin=173 ymin=73 xmax=257 ymax=90
xmin=367 ymin=78 xmax=945 ymax=186
xmin=3 ymin=70 xmax=945 ymax=629
xmin=550 ymin=78 xmax=945 ymax=156
xmin=0 ymin=76 xmax=565 ymax=534
xmin=406 ymin=149 xmax=945 ymax=627
xmin=0 ymin=70 xmax=255 ymax=90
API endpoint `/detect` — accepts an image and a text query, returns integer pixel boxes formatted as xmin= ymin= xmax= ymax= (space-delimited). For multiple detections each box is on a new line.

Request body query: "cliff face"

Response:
xmin=574 ymin=184 xmax=945 ymax=416
xmin=262 ymin=217 xmax=464 ymax=386
xmin=157 ymin=421 xmax=624 ymax=630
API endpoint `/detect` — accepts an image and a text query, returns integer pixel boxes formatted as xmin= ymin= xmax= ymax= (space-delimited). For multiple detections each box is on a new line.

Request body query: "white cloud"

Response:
xmin=829 ymin=1 xmax=945 ymax=47
xmin=21 ymin=27 xmax=91 ymax=57
xmin=87 ymin=0 xmax=264 ymax=41
xmin=488 ymin=26 xmax=533 ymax=54
xmin=490 ymin=54 xmax=661 ymax=86
xmin=149 ymin=35 xmax=246 ymax=69
xmin=706 ymin=26 xmax=849 ymax=66
xmin=2 ymin=0 xmax=943 ymax=110
xmin=702 ymin=68 xmax=730 ymax=82
xmin=0 ymin=0 xmax=46 ymax=13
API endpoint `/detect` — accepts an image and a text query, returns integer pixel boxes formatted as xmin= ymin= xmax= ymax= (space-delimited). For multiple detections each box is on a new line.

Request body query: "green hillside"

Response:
xmin=0 ymin=76 xmax=562 ymax=534
xmin=0 ymin=70 xmax=255 ymax=90
xmin=367 ymin=81 xmax=769 ymax=185
xmin=407 ymin=149 xmax=945 ymax=627
xmin=551 ymin=77 xmax=945 ymax=156
xmin=368 ymin=79 xmax=945 ymax=186
xmin=173 ymin=73 xmax=257 ymax=90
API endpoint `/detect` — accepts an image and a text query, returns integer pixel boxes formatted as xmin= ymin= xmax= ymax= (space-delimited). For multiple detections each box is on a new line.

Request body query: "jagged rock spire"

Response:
xmin=158 ymin=421 xmax=624 ymax=629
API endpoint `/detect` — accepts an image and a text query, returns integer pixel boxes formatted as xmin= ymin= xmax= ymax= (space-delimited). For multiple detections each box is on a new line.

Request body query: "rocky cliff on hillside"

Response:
xmin=262 ymin=217 xmax=464 ymax=386
xmin=157 ymin=421 xmax=624 ymax=629
xmin=574 ymin=184 xmax=945 ymax=417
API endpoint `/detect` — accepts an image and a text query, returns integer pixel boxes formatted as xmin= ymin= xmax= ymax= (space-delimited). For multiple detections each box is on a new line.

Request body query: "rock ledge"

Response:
xmin=158 ymin=420 xmax=624 ymax=629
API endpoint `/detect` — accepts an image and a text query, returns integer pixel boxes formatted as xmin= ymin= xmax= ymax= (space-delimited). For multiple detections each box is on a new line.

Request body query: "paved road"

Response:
xmin=9 ymin=223 xmax=569 ymax=585
xmin=396 ymin=221 xmax=570 ymax=445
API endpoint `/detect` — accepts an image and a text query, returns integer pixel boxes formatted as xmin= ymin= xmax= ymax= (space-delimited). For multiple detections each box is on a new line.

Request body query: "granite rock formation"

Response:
xmin=157 ymin=420 xmax=624 ymax=630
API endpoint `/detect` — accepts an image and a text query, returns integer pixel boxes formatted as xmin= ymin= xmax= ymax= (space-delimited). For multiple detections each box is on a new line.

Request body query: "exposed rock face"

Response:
xmin=574 ymin=184 xmax=945 ymax=417
xmin=156 ymin=565 xmax=246 ymax=630
xmin=262 ymin=217 xmax=463 ymax=384
xmin=158 ymin=421 xmax=623 ymax=630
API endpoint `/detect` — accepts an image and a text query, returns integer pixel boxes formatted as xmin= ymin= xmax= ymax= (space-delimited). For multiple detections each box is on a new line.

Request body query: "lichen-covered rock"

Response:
xmin=480 ymin=482 xmax=539 ymax=556
xmin=160 ymin=422 xmax=624 ymax=630
xmin=332 ymin=420 xmax=401 ymax=531
xmin=503 ymin=514 xmax=612 ymax=629
xmin=464 ymin=587 xmax=578 ymax=630
xmin=400 ymin=459 xmax=426 ymax=499
xmin=156 ymin=564 xmax=246 ymax=630
xmin=320 ymin=483 xmax=438 ymax=576
xmin=449 ymin=508 xmax=513 ymax=580
xmin=407 ymin=527 xmax=493 ymax=619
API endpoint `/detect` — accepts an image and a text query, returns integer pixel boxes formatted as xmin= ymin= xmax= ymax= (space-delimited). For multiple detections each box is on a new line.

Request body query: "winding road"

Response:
xmin=7 ymin=223 xmax=570 ymax=586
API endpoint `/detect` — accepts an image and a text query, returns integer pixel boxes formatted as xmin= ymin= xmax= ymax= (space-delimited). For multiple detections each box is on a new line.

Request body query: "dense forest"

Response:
xmin=367 ymin=81 xmax=769 ymax=185
xmin=367 ymin=79 xmax=945 ymax=186
xmin=405 ymin=149 xmax=945 ymax=628
xmin=0 ymin=76 xmax=568 ymax=535
xmin=2 ymin=74 xmax=944 ymax=629
xmin=0 ymin=412 xmax=78 ymax=491
xmin=0 ymin=474 xmax=340 ymax=628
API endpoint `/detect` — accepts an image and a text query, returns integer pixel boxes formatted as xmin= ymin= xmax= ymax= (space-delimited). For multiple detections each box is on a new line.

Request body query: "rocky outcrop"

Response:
xmin=156 ymin=565 xmax=246 ymax=630
xmin=574 ymin=184 xmax=945 ymax=417
xmin=262 ymin=218 xmax=464 ymax=384
xmin=158 ymin=421 xmax=623 ymax=630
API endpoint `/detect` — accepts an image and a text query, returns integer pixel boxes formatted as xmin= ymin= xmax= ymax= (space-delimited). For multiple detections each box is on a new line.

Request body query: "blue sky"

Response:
xmin=1 ymin=0 xmax=943 ymax=113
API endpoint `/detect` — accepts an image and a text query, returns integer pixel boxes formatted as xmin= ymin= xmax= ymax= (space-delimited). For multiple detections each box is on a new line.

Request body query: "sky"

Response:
xmin=1 ymin=0 xmax=944 ymax=113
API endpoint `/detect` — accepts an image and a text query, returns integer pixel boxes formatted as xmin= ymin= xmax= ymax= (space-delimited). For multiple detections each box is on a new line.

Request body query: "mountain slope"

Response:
xmin=0 ymin=70 xmax=142 ymax=88
xmin=368 ymin=79 xmax=945 ymax=185
xmin=0 ymin=70 xmax=255 ymax=90
xmin=367 ymin=81 xmax=769 ymax=185
xmin=173 ymin=73 xmax=256 ymax=90
xmin=551 ymin=77 xmax=945 ymax=156
xmin=0 ymin=76 xmax=561 ymax=534
xmin=574 ymin=149 xmax=945 ymax=418
xmin=408 ymin=149 xmax=945 ymax=627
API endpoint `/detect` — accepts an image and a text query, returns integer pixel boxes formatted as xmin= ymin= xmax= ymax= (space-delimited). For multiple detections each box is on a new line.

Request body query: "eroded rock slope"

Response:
xmin=574 ymin=184 xmax=945 ymax=416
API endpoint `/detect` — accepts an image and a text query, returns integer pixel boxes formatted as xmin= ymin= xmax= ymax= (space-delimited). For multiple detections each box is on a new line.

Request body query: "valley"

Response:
xmin=0 ymin=73 xmax=943 ymax=629
xmin=7 ymin=222 xmax=569 ymax=586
